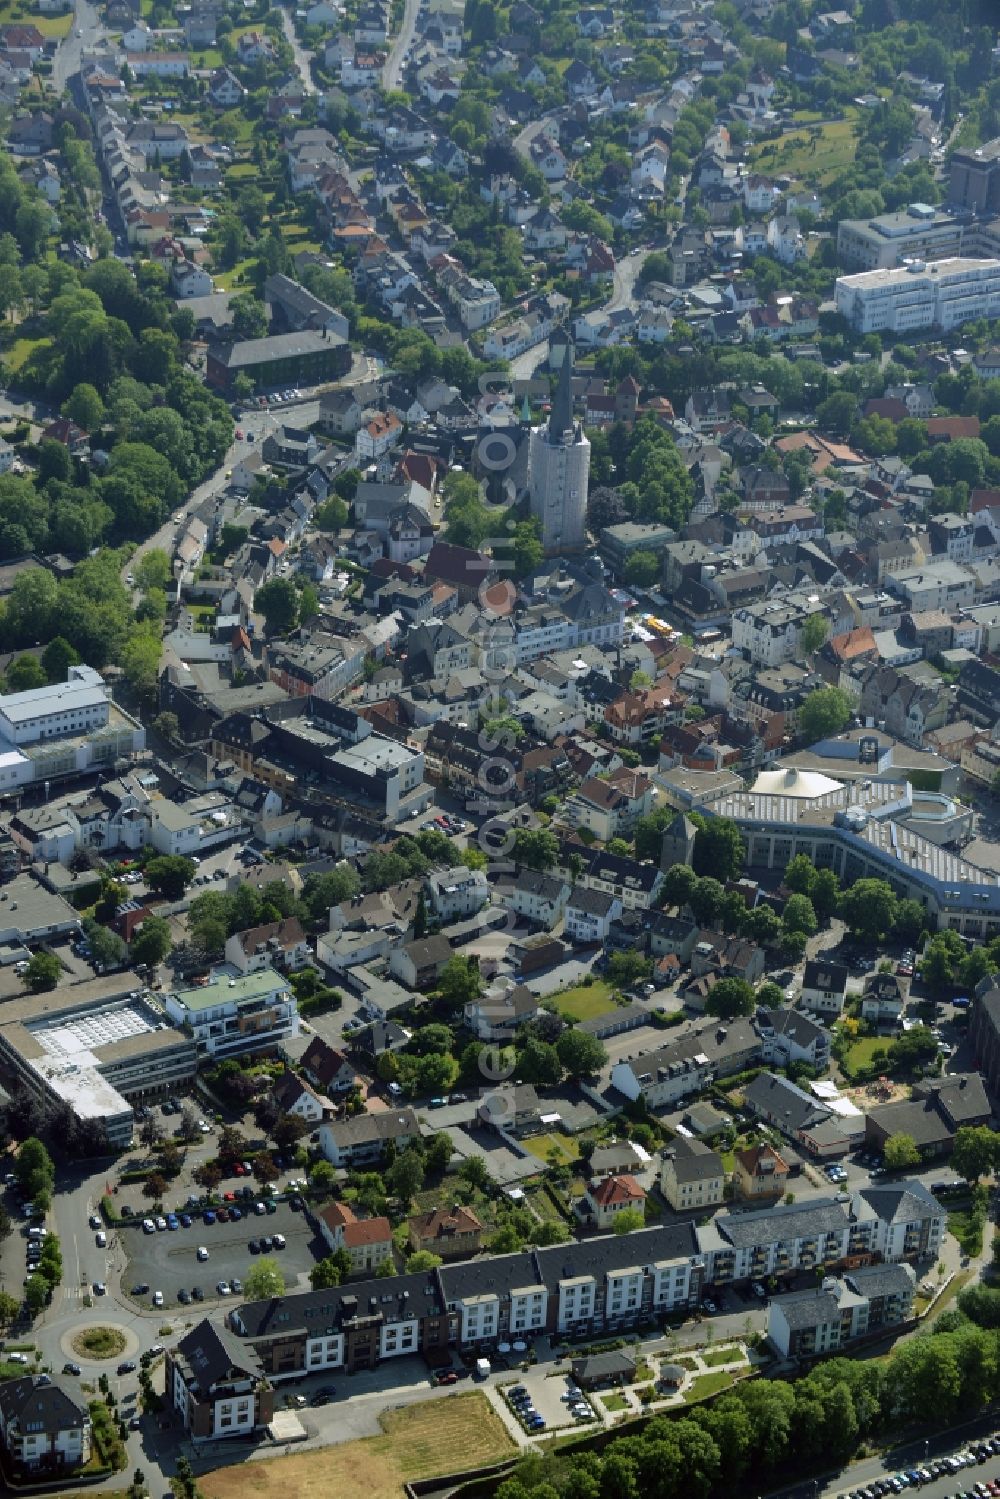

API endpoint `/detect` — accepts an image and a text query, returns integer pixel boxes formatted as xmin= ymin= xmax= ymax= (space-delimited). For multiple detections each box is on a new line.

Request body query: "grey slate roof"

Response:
xmin=714 ymin=1196 xmax=851 ymax=1250
xmin=175 ymin=1319 xmax=262 ymax=1395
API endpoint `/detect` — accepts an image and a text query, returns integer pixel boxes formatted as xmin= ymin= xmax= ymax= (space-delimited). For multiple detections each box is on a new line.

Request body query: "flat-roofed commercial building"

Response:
xmin=0 ymin=978 xmax=196 ymax=1147
xmin=837 ymin=205 xmax=968 ymax=271
xmin=0 ymin=665 xmax=144 ymax=795
xmin=165 ymin=968 xmax=299 ymax=1059
xmin=835 ymin=257 xmax=1000 ymax=335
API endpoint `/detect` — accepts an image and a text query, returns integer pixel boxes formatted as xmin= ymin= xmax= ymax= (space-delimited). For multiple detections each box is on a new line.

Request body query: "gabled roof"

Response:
xmin=174 ymin=1319 xmax=263 ymax=1396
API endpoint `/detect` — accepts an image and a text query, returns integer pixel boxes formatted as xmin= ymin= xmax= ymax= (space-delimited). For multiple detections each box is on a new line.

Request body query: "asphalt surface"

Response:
xmin=120 ymin=1199 xmax=321 ymax=1310
xmin=280 ymin=7 xmax=317 ymax=94
xmin=384 ymin=0 xmax=422 ymax=90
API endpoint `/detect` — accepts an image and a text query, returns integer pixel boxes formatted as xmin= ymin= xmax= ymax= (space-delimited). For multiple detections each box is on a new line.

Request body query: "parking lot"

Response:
xmin=499 ymin=1367 xmax=599 ymax=1434
xmin=121 ymin=1198 xmax=324 ymax=1309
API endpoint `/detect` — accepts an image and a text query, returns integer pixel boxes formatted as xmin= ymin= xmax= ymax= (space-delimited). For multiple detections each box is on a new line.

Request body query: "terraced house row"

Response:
xmin=224 ymin=1182 xmax=943 ymax=1380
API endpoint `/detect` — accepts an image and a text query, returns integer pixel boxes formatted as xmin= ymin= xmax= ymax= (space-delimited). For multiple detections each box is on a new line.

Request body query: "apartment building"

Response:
xmin=0 ymin=1378 xmax=91 ymax=1473
xmin=225 ymin=1184 xmax=943 ymax=1380
xmin=164 ymin=970 xmax=299 ymax=1060
xmin=767 ymin=1263 xmax=916 ymax=1358
xmin=659 ymin=1138 xmax=726 ymax=1212
xmin=166 ymin=1322 xmax=272 ymax=1442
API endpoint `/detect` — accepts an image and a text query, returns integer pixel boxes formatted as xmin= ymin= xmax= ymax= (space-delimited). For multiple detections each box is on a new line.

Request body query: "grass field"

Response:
xmin=685 ymin=1370 xmax=739 ymax=1402
xmin=521 ymin=1131 xmax=579 ymax=1165
xmin=750 ymin=111 xmax=859 ymax=186
xmin=700 ymin=1346 xmax=745 ymax=1368
xmin=840 ymin=1034 xmax=888 ymax=1078
xmin=599 ymin=1391 xmax=628 ymax=1412
xmin=201 ymin=1394 xmax=516 ymax=1499
xmin=552 ymin=980 xmax=616 ymax=1021
xmin=3 ymin=333 xmax=48 ymax=371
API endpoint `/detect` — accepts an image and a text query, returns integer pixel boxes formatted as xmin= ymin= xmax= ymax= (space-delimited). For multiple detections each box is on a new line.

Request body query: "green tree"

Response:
xmin=555 ymin=1028 xmax=607 ymax=1077
xmin=144 ymin=855 xmax=195 ymax=899
xmin=135 ymin=549 xmax=172 ymax=593
xmin=387 ymin=1148 xmax=425 ymax=1206
xmin=254 ymin=577 xmax=299 ymax=634
xmin=782 ymin=894 xmax=818 ymax=936
xmin=438 ymin=955 xmax=483 ymax=1009
xmin=800 ymin=613 xmax=829 ymax=655
xmin=24 ymin=1273 xmax=49 ymax=1314
xmin=41 ymin=636 xmax=80 ymax=683
xmin=121 ymin=629 xmax=162 ymax=696
xmin=310 ymin=1249 xmax=352 ymax=1289
xmin=951 ymin=1125 xmax=1000 ymax=1185
xmin=24 ymin=953 xmax=61 ymax=992
xmin=798 ymin=686 xmax=853 ymax=740
xmin=5 ymin=655 xmax=46 ymax=692
xmin=612 ymin=1207 xmax=645 ymax=1234
xmin=920 ymin=935 xmax=957 ymax=998
xmin=692 ymin=818 xmax=745 ymax=881
xmin=607 ymin=951 xmax=654 ymax=988
xmin=706 ymin=977 xmax=755 ymax=1020
xmin=406 ymin=1249 xmax=443 ymax=1272
xmin=62 ymin=383 xmax=104 ymax=431
xmin=129 ymin=916 xmax=172 ymax=968
xmin=460 ymin=1155 xmax=491 ymax=1193
xmin=243 ymin=1256 xmax=286 ymax=1300
xmin=512 ymin=828 xmax=558 ymax=871
xmin=624 ymin=550 xmax=660 ymax=588
xmin=838 ymin=879 xmax=898 ymax=943
xmin=883 ymin=1132 xmax=920 ymax=1169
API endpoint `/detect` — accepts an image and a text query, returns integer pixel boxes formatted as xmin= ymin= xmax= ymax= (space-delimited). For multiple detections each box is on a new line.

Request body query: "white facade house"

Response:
xmin=0 ymin=1378 xmax=91 ymax=1473
xmin=426 ymin=866 xmax=489 ymax=921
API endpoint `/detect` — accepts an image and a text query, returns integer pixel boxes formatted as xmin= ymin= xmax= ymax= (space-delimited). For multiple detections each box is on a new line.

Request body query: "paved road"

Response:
xmin=52 ymin=0 xmax=102 ymax=94
xmin=384 ymin=0 xmax=421 ymax=90
xmin=607 ymin=246 xmax=651 ymax=313
xmin=508 ymin=248 xmax=650 ymax=381
xmin=280 ymin=7 xmax=317 ymax=95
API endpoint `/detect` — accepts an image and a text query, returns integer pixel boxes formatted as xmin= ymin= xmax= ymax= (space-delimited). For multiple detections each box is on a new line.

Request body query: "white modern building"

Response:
xmin=835 ymin=257 xmax=1000 ymax=334
xmin=0 ymin=665 xmax=145 ymax=794
xmin=165 ymin=969 xmax=299 ymax=1060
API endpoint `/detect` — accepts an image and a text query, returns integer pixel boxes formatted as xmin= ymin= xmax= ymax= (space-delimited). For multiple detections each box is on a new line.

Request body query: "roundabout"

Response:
xmin=66 ymin=1323 xmax=137 ymax=1363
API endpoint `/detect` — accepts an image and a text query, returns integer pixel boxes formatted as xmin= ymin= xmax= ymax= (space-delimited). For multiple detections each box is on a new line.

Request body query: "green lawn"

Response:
xmin=4 ymin=333 xmax=49 ymax=371
xmin=700 ymin=1346 xmax=745 ymax=1368
xmin=552 ymin=980 xmax=616 ymax=1021
xmin=521 ymin=1132 xmax=579 ymax=1166
xmin=34 ymin=11 xmax=72 ymax=33
xmin=685 ymin=1370 xmax=739 ymax=1402
xmin=840 ymin=1034 xmax=888 ymax=1078
xmin=599 ymin=1391 xmax=628 ymax=1412
xmin=750 ymin=111 xmax=860 ymax=186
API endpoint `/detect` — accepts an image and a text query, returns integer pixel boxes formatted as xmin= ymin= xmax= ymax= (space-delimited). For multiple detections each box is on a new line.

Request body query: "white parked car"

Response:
xmin=197 ymin=1246 xmax=209 ymax=1261
xmin=152 ymin=1290 xmax=163 ymax=1307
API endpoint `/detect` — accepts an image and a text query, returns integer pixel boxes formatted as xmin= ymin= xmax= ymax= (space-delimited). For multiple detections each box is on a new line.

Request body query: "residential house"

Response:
xmin=0 ymin=1378 xmax=91 ymax=1474
xmin=659 ymin=1138 xmax=726 ymax=1212
xmin=318 ymin=1108 xmax=420 ymax=1167
xmin=579 ymin=1173 xmax=646 ymax=1230
xmin=318 ymin=1199 xmax=394 ymax=1274
xmin=408 ymin=1206 xmax=484 ymax=1259
xmin=732 ymin=1142 xmax=790 ymax=1202
xmin=799 ymin=958 xmax=849 ymax=1017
